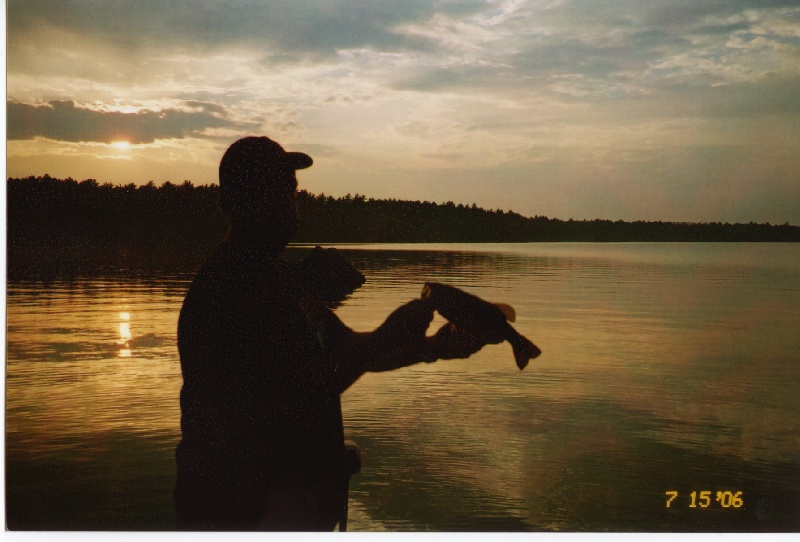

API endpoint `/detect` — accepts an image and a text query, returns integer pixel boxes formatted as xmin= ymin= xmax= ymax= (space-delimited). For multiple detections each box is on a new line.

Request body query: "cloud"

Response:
xmin=10 ymin=1 xmax=800 ymax=109
xmin=7 ymin=100 xmax=256 ymax=144
xmin=381 ymin=0 xmax=800 ymax=149
xmin=7 ymin=0 xmax=486 ymax=60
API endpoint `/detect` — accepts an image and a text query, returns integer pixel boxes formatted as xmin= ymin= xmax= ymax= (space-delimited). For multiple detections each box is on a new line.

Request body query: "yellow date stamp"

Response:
xmin=665 ymin=491 xmax=744 ymax=508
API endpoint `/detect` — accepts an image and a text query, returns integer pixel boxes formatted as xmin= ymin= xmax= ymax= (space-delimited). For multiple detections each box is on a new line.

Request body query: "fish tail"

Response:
xmin=509 ymin=333 xmax=541 ymax=370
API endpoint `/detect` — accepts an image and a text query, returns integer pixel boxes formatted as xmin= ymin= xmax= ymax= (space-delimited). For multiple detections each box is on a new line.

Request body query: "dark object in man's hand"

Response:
xmin=421 ymin=282 xmax=541 ymax=370
xmin=295 ymin=246 xmax=366 ymax=307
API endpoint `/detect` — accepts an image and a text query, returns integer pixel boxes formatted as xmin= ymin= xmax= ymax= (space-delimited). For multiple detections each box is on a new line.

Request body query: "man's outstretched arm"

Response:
xmin=320 ymin=299 xmax=498 ymax=393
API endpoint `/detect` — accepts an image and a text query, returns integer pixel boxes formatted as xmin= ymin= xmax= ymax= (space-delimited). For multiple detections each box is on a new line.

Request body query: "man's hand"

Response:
xmin=362 ymin=299 xmax=435 ymax=372
xmin=371 ymin=298 xmax=434 ymax=352
xmin=425 ymin=322 xmax=503 ymax=360
xmin=365 ymin=299 xmax=505 ymax=371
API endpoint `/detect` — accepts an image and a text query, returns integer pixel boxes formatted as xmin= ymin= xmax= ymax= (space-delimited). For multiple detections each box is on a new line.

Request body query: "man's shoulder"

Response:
xmin=188 ymin=242 xmax=294 ymax=303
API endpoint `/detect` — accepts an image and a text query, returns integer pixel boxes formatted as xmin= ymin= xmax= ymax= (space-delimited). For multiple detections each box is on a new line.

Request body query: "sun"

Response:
xmin=111 ymin=141 xmax=131 ymax=149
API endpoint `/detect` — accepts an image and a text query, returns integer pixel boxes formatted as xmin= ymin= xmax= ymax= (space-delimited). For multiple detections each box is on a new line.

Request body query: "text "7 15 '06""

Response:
xmin=665 ymin=491 xmax=744 ymax=508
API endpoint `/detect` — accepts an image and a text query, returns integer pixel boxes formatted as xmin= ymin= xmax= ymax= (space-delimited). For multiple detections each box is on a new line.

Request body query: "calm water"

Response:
xmin=6 ymin=243 xmax=800 ymax=531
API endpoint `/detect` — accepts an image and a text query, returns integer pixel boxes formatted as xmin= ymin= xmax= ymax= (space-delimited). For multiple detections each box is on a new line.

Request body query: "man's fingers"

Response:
xmin=430 ymin=318 xmax=517 ymax=360
xmin=396 ymin=299 xmax=434 ymax=331
xmin=433 ymin=322 xmax=498 ymax=344
xmin=376 ymin=299 xmax=435 ymax=350
xmin=405 ymin=298 xmax=434 ymax=320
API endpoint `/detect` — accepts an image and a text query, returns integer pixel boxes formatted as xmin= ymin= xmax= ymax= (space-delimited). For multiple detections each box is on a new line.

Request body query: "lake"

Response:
xmin=5 ymin=242 xmax=800 ymax=531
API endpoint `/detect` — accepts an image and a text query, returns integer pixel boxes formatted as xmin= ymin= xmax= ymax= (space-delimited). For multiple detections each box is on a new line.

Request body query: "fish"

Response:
xmin=421 ymin=282 xmax=541 ymax=370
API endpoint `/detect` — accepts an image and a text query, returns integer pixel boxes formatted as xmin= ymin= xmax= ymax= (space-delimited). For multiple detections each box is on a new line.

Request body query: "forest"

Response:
xmin=7 ymin=175 xmax=799 ymax=275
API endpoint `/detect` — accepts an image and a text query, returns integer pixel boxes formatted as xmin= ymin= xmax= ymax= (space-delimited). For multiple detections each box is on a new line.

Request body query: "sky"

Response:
xmin=6 ymin=0 xmax=800 ymax=223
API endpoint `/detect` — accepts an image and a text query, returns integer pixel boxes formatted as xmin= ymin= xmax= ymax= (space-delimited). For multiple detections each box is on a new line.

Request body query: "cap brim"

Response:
xmin=286 ymin=151 xmax=313 ymax=170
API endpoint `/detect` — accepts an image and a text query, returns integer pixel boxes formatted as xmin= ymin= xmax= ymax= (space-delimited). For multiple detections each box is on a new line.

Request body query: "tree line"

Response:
xmin=7 ymin=175 xmax=799 ymax=274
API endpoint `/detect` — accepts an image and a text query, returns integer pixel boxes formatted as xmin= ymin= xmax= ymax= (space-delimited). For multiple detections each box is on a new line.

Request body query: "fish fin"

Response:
xmin=509 ymin=333 xmax=541 ymax=371
xmin=494 ymin=303 xmax=516 ymax=322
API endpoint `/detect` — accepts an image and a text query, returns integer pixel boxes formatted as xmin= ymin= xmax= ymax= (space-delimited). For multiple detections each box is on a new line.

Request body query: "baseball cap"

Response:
xmin=219 ymin=136 xmax=312 ymax=192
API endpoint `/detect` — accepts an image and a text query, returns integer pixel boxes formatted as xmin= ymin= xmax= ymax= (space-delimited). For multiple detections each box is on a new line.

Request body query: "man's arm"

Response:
xmin=320 ymin=299 xmax=498 ymax=393
xmin=315 ymin=305 xmax=427 ymax=392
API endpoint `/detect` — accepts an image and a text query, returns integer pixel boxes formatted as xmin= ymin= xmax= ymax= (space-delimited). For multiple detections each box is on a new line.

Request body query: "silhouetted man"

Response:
xmin=174 ymin=136 xmax=492 ymax=531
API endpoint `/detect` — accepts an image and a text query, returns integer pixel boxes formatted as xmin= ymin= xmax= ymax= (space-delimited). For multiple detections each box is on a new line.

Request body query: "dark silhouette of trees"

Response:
xmin=292 ymin=188 xmax=798 ymax=243
xmin=7 ymin=175 xmax=799 ymax=275
xmin=7 ymin=175 xmax=227 ymax=275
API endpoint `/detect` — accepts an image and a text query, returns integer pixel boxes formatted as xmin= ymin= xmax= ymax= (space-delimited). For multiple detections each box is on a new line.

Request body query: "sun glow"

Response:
xmin=118 ymin=311 xmax=132 ymax=357
xmin=111 ymin=141 xmax=131 ymax=149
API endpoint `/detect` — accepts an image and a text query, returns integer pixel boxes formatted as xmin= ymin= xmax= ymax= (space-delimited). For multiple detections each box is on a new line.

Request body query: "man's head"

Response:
xmin=219 ymin=136 xmax=313 ymax=246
